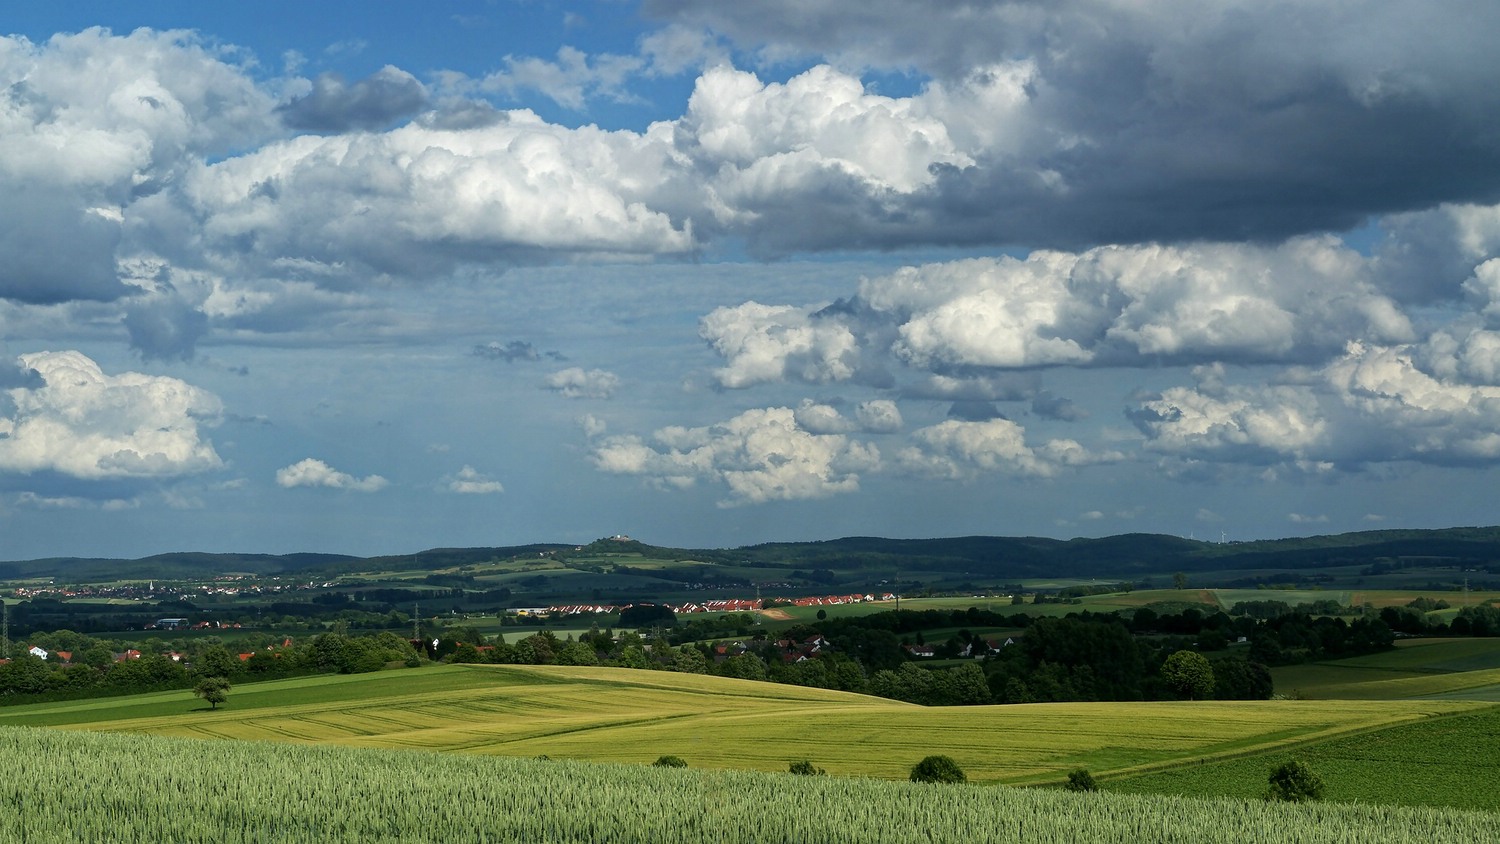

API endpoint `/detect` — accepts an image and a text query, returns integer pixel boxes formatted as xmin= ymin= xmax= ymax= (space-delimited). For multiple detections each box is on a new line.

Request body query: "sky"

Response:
xmin=4 ymin=1 xmax=1500 ymax=560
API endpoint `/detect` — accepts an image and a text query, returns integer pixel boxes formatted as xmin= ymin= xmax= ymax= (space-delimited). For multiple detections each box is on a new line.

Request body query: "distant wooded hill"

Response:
xmin=6 ymin=526 xmax=1500 ymax=584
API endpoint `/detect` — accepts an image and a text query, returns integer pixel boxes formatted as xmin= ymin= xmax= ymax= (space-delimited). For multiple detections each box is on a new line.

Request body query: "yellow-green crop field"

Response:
xmin=0 ymin=664 xmax=1486 ymax=786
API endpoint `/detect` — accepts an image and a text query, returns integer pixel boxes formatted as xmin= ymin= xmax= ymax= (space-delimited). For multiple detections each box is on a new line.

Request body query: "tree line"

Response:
xmin=12 ymin=598 xmax=1492 ymax=709
xmin=0 ymin=630 xmax=419 ymax=704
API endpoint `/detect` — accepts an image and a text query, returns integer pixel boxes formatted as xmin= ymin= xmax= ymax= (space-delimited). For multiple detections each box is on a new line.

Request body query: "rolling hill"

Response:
xmin=8 ymin=526 xmax=1500 ymax=588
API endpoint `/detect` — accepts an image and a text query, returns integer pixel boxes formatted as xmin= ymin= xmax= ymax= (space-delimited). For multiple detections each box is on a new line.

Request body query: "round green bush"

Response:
xmin=651 ymin=755 xmax=688 ymax=768
xmin=1265 ymin=760 xmax=1324 ymax=802
xmin=909 ymin=755 xmax=966 ymax=784
xmin=1064 ymin=768 xmax=1097 ymax=792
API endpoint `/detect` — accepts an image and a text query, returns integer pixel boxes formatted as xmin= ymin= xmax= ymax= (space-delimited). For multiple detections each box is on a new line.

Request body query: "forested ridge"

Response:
xmin=10 ymin=526 xmax=1500 ymax=582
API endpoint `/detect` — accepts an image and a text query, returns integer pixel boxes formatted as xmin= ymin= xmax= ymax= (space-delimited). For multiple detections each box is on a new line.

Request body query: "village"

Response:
xmin=534 ymin=590 xmax=900 ymax=618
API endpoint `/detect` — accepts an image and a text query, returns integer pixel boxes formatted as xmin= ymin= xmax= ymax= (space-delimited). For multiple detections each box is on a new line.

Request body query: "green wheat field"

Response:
xmin=5 ymin=637 xmax=1500 ymax=841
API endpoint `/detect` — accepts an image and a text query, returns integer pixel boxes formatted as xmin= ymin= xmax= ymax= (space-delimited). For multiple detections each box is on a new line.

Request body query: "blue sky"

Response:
xmin=4 ymin=1 xmax=1500 ymax=559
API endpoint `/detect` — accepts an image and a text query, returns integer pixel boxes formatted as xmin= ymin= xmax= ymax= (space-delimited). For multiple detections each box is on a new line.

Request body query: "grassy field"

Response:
xmin=9 ymin=726 xmax=1498 ymax=844
xmin=757 ymin=585 xmax=1500 ymax=625
xmin=771 ymin=592 xmax=1189 ymax=624
xmin=1272 ymin=638 xmax=1500 ymax=699
xmin=1119 ymin=588 xmax=1500 ymax=614
xmin=1278 ymin=668 xmax=1500 ymax=701
xmin=0 ymin=663 xmax=1486 ymax=787
xmin=1108 ymin=705 xmax=1500 ymax=811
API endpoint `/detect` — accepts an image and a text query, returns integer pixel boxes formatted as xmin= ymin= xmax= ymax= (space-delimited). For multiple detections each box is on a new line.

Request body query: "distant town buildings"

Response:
xmin=541 ymin=592 xmax=899 ymax=617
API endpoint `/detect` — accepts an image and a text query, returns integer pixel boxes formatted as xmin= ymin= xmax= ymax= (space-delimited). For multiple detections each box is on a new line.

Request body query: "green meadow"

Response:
xmin=1108 ymin=704 xmax=1500 ymax=811
xmin=1272 ymin=638 xmax=1500 ymax=700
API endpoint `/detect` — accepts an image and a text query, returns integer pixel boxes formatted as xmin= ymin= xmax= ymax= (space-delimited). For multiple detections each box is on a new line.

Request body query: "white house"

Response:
xmin=27 ymin=645 xmax=47 ymax=659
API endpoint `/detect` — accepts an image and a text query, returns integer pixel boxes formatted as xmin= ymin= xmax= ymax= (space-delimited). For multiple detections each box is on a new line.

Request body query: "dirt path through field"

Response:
xmin=759 ymin=609 xmax=792 ymax=620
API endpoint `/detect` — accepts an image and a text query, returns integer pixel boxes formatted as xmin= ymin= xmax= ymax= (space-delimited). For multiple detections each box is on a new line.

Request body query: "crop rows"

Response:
xmin=3 ymin=726 xmax=1497 ymax=843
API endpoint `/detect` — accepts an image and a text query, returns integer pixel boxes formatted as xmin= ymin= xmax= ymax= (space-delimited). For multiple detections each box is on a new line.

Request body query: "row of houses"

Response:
xmin=1 ymin=645 xmax=149 ymax=665
xmin=4 ymin=637 xmax=296 ymax=667
xmin=237 ymin=638 xmax=297 ymax=662
xmin=789 ymin=593 xmax=898 ymax=607
xmin=709 ymin=634 xmax=832 ymax=665
xmin=144 ymin=619 xmax=243 ymax=631
xmin=543 ymin=592 xmax=900 ymax=618
xmin=904 ymin=637 xmax=1015 ymax=659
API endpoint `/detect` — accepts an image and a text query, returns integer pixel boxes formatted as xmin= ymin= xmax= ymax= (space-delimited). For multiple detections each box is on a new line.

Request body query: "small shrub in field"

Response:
xmin=910 ymin=755 xmax=966 ymax=784
xmin=1065 ymin=768 xmax=1097 ymax=792
xmin=652 ymin=755 xmax=688 ymax=768
xmin=1265 ymin=760 xmax=1324 ymax=802
xmin=788 ymin=760 xmax=826 ymax=776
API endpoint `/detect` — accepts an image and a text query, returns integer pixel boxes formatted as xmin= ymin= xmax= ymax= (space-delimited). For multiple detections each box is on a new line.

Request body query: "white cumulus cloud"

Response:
xmin=0 ymin=28 xmax=276 ymax=305
xmin=699 ymin=301 xmax=859 ymax=388
xmin=855 ymin=399 xmax=903 ymax=433
xmin=275 ymin=458 xmax=388 ymax=492
xmin=590 ymin=405 xmax=879 ymax=505
xmin=1134 ymin=339 xmax=1500 ymax=469
xmin=445 ymin=465 xmax=504 ymax=494
xmin=176 ymin=114 xmax=695 ymax=287
xmin=1132 ymin=385 xmax=1328 ymax=464
xmin=792 ymin=400 xmax=855 ymax=435
xmin=0 ymin=350 xmax=223 ymax=480
xmin=546 ymin=367 xmax=619 ymax=399
xmin=862 ymin=238 xmax=1412 ymax=371
xmin=895 ymin=418 xmax=1115 ymax=480
xmin=680 ymin=64 xmax=972 ymax=199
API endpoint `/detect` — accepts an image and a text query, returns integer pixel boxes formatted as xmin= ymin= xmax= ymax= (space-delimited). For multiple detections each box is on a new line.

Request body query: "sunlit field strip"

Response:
xmin=1262 ymin=639 xmax=1500 ymax=698
xmin=1294 ymin=638 xmax=1500 ymax=674
xmin=8 ymin=664 xmax=1484 ymax=784
xmin=1290 ymin=667 xmax=1500 ymax=700
xmin=6 ymin=726 xmax=1499 ymax=844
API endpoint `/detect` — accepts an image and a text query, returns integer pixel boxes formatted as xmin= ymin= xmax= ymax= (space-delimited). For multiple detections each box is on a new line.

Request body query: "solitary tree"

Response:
xmin=909 ymin=755 xmax=966 ymax=784
xmin=788 ymin=760 xmax=826 ymax=776
xmin=651 ymin=755 xmax=687 ymax=768
xmin=1266 ymin=760 xmax=1324 ymax=802
xmin=1161 ymin=650 xmax=1215 ymax=700
xmin=1172 ymin=571 xmax=1188 ymax=590
xmin=193 ymin=676 xmax=230 ymax=710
